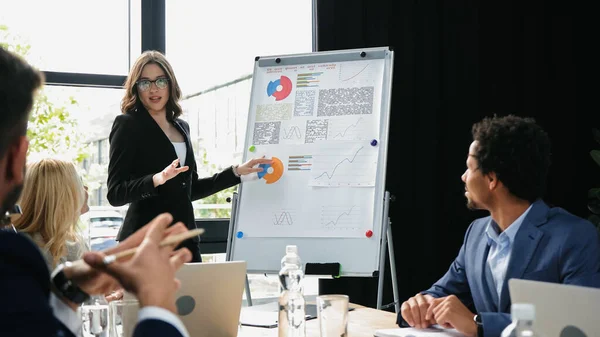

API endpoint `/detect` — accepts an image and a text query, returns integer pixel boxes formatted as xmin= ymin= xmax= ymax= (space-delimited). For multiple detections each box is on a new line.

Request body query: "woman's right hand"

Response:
xmin=153 ymin=159 xmax=189 ymax=187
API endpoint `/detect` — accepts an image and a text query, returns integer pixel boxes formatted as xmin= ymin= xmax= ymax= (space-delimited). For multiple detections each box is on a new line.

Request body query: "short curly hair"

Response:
xmin=471 ymin=115 xmax=551 ymax=203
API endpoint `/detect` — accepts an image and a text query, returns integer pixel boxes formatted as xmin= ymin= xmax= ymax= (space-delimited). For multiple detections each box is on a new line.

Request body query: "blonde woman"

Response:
xmin=13 ymin=158 xmax=89 ymax=271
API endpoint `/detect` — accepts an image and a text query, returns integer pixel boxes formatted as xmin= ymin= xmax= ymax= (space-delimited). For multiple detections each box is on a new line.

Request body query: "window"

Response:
xmin=166 ymin=0 xmax=313 ymax=95
xmin=0 ymin=0 xmax=140 ymax=75
xmin=3 ymin=0 xmax=317 ymax=303
xmin=166 ymin=0 xmax=313 ymax=219
xmin=35 ymin=86 xmax=124 ymax=209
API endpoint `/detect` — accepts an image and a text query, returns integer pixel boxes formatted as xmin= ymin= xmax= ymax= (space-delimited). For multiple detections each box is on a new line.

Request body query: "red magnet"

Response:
xmin=365 ymin=230 xmax=373 ymax=238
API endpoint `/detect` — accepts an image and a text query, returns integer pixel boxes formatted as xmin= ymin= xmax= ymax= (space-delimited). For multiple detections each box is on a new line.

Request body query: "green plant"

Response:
xmin=587 ymin=128 xmax=600 ymax=230
xmin=1 ymin=25 xmax=90 ymax=164
xmin=192 ymin=146 xmax=236 ymax=218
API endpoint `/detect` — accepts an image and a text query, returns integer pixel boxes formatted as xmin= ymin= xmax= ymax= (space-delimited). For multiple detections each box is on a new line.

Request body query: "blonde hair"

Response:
xmin=121 ymin=50 xmax=183 ymax=120
xmin=13 ymin=158 xmax=85 ymax=268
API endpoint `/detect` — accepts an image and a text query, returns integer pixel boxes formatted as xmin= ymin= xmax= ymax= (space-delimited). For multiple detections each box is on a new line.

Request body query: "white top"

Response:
xmin=172 ymin=142 xmax=187 ymax=166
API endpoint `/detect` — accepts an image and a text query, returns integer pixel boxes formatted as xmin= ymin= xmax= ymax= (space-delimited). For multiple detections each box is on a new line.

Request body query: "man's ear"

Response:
xmin=487 ymin=172 xmax=498 ymax=190
xmin=6 ymin=136 xmax=28 ymax=185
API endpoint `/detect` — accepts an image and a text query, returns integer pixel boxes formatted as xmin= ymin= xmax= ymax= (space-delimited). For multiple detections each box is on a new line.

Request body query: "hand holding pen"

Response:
xmin=62 ymin=213 xmax=197 ymax=313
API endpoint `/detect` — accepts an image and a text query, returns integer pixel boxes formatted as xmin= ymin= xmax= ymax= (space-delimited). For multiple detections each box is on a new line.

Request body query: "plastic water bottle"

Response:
xmin=278 ymin=245 xmax=306 ymax=337
xmin=81 ymin=295 xmax=109 ymax=337
xmin=501 ymin=303 xmax=543 ymax=337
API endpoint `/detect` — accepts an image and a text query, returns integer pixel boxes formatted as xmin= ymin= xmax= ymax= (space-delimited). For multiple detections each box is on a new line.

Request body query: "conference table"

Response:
xmin=238 ymin=304 xmax=399 ymax=337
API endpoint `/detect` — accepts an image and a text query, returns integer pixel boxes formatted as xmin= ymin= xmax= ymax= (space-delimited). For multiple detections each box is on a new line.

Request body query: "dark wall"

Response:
xmin=316 ymin=0 xmax=599 ymax=308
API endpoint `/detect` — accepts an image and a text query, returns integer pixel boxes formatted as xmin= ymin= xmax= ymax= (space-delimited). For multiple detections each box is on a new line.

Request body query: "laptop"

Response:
xmin=175 ymin=261 xmax=247 ymax=337
xmin=508 ymin=278 xmax=600 ymax=337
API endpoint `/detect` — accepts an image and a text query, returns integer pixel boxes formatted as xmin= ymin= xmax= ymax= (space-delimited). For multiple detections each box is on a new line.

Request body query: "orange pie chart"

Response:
xmin=259 ymin=156 xmax=284 ymax=184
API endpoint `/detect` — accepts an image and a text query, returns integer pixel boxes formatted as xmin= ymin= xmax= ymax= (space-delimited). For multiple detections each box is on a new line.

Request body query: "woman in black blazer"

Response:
xmin=107 ymin=50 xmax=269 ymax=262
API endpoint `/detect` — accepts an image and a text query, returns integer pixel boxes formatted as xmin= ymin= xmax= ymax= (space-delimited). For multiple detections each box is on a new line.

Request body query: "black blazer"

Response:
xmin=0 ymin=230 xmax=70 ymax=336
xmin=0 ymin=230 xmax=185 ymax=337
xmin=107 ymin=107 xmax=240 ymax=241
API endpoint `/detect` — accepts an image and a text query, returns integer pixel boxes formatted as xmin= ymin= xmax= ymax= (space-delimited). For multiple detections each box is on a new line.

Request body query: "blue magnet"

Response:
xmin=370 ymin=139 xmax=378 ymax=146
xmin=236 ymin=231 xmax=244 ymax=239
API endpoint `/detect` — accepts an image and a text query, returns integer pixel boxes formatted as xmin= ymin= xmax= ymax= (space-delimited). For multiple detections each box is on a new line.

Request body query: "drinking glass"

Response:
xmin=81 ymin=295 xmax=109 ymax=337
xmin=109 ymin=299 xmax=140 ymax=337
xmin=316 ymin=294 xmax=349 ymax=337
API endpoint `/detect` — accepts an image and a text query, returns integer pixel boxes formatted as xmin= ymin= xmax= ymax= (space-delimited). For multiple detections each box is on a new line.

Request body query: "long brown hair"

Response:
xmin=121 ymin=50 xmax=183 ymax=120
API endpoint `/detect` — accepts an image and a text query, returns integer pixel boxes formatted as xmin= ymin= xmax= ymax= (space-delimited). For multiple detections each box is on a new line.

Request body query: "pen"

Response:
xmin=102 ymin=228 xmax=205 ymax=265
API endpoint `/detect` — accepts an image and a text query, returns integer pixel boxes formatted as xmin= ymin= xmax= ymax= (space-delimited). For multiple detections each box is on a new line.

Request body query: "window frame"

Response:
xmin=41 ymin=0 xmax=164 ymax=88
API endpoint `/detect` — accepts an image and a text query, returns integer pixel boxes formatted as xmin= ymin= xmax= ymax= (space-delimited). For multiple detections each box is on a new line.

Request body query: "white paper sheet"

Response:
xmin=374 ymin=327 xmax=466 ymax=337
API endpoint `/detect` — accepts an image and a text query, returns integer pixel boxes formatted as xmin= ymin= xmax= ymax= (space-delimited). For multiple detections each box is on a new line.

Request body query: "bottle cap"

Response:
xmin=286 ymin=245 xmax=298 ymax=255
xmin=511 ymin=303 xmax=535 ymax=321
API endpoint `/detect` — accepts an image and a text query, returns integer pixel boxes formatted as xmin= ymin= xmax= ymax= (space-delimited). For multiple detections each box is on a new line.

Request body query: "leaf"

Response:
xmin=593 ymin=128 xmax=600 ymax=145
xmin=588 ymin=215 xmax=600 ymax=226
xmin=589 ymin=188 xmax=600 ymax=199
xmin=591 ymin=150 xmax=600 ymax=168
xmin=588 ymin=199 xmax=600 ymax=214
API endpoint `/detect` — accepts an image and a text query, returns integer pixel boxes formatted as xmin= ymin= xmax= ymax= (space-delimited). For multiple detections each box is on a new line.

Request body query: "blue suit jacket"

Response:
xmin=0 ymin=230 xmax=184 ymax=337
xmin=398 ymin=200 xmax=600 ymax=337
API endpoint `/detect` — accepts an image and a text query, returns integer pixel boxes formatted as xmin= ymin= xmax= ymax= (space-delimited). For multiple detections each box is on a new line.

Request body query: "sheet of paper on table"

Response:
xmin=374 ymin=326 xmax=466 ymax=337
xmin=238 ymin=305 xmax=315 ymax=329
xmin=239 ymin=309 xmax=279 ymax=328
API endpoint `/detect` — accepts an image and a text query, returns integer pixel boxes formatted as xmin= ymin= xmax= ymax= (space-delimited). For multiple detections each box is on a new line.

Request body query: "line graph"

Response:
xmin=313 ymin=146 xmax=363 ymax=180
xmin=273 ymin=210 xmax=295 ymax=226
xmin=310 ymin=141 xmax=378 ymax=186
xmin=333 ymin=118 xmax=362 ymax=138
xmin=282 ymin=125 xmax=302 ymax=139
xmin=326 ymin=117 xmax=369 ymax=141
xmin=340 ymin=64 xmax=370 ymax=82
xmin=321 ymin=205 xmax=361 ymax=230
xmin=338 ymin=61 xmax=374 ymax=83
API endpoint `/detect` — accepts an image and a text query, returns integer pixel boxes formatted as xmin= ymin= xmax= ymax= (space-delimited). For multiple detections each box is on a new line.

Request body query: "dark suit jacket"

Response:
xmin=0 ymin=230 xmax=184 ymax=337
xmin=397 ymin=199 xmax=600 ymax=337
xmin=107 ymin=107 xmax=240 ymax=241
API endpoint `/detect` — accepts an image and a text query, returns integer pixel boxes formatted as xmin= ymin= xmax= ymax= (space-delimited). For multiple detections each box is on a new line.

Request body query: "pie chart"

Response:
xmin=266 ymin=76 xmax=292 ymax=101
xmin=257 ymin=157 xmax=284 ymax=184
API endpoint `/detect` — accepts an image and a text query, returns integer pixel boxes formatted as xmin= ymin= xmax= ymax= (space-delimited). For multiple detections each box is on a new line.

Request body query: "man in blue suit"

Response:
xmin=0 ymin=47 xmax=192 ymax=336
xmin=399 ymin=115 xmax=600 ymax=337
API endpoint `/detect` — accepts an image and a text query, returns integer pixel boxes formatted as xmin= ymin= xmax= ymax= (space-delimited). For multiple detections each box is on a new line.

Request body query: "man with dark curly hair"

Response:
xmin=398 ymin=115 xmax=600 ymax=337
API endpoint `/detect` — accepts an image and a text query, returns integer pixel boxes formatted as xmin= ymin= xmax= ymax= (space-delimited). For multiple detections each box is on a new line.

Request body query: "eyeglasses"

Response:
xmin=136 ymin=77 xmax=169 ymax=91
